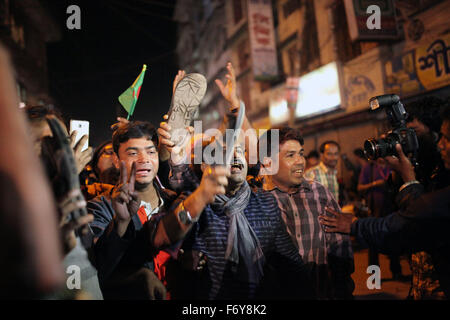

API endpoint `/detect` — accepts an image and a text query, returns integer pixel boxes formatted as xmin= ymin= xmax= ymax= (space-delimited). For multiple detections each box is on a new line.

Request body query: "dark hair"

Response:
xmin=405 ymin=96 xmax=446 ymax=133
xmin=442 ymin=105 xmax=450 ymax=124
xmin=306 ymin=150 xmax=319 ymax=159
xmin=319 ymin=140 xmax=340 ymax=153
xmin=112 ymin=121 xmax=158 ymax=155
xmin=91 ymin=140 xmax=112 ymax=176
xmin=24 ymin=105 xmax=65 ymax=124
xmin=258 ymin=127 xmax=304 ymax=157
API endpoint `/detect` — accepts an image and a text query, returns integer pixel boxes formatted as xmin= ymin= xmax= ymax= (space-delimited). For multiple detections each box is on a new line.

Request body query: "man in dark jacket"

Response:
xmin=88 ymin=121 xmax=174 ymax=299
xmin=319 ymin=107 xmax=450 ymax=298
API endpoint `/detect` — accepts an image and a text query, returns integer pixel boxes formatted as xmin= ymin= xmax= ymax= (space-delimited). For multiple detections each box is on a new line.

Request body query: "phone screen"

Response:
xmin=70 ymin=120 xmax=89 ymax=152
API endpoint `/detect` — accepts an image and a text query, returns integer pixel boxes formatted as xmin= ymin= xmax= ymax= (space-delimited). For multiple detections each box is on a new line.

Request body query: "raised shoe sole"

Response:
xmin=167 ymin=73 xmax=207 ymax=146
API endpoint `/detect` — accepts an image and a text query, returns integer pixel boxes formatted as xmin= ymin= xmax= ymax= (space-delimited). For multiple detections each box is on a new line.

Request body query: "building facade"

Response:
xmin=174 ymin=0 xmax=450 ymax=184
xmin=0 ymin=0 xmax=61 ymax=106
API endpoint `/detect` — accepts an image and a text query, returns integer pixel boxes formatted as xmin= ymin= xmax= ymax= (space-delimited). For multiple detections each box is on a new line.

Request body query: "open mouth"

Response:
xmin=293 ymin=168 xmax=304 ymax=175
xmin=230 ymin=162 xmax=244 ymax=172
xmin=136 ymin=168 xmax=151 ymax=176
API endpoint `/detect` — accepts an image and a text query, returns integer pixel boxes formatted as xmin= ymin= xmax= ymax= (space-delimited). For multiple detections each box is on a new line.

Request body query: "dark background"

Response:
xmin=43 ymin=0 xmax=178 ymax=146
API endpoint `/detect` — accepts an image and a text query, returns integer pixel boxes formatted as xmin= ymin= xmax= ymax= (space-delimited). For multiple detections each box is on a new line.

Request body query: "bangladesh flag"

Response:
xmin=118 ymin=64 xmax=147 ymax=119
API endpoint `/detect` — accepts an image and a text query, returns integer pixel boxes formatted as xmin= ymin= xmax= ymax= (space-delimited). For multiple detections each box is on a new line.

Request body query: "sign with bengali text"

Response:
xmin=247 ymin=0 xmax=278 ymax=80
xmin=384 ymin=33 xmax=450 ymax=97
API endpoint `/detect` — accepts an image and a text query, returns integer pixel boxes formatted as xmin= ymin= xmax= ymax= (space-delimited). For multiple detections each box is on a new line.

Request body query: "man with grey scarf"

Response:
xmin=164 ymin=138 xmax=314 ymax=300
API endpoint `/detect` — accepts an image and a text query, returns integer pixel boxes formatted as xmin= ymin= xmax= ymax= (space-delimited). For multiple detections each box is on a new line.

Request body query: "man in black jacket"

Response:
xmin=88 ymin=121 xmax=175 ymax=299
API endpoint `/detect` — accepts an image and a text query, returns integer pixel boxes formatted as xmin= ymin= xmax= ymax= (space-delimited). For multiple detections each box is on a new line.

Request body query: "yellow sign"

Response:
xmin=415 ymin=33 xmax=450 ymax=91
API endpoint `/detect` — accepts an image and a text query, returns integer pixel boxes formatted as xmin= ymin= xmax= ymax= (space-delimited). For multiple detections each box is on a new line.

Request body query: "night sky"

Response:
xmin=43 ymin=0 xmax=178 ymax=147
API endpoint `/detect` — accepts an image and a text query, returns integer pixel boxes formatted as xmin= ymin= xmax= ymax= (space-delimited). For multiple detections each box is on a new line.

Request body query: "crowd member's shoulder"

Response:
xmin=305 ymin=177 xmax=324 ymax=191
xmin=304 ymin=165 xmax=318 ymax=180
xmin=307 ymin=179 xmax=337 ymax=203
xmin=251 ymin=188 xmax=280 ymax=212
xmin=252 ymin=185 xmax=272 ymax=197
xmin=87 ymin=194 xmax=113 ymax=214
xmin=84 ymin=183 xmax=114 ymax=201
xmin=247 ymin=174 xmax=264 ymax=192
xmin=86 ymin=195 xmax=115 ymax=236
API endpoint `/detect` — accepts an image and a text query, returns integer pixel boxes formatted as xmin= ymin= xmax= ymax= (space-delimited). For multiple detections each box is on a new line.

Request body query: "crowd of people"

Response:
xmin=1 ymin=43 xmax=450 ymax=300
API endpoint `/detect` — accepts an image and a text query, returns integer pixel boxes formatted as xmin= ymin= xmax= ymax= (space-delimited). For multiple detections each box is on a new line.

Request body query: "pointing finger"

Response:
xmin=227 ymin=62 xmax=235 ymax=80
xmin=128 ymin=161 xmax=136 ymax=191
xmin=69 ymin=130 xmax=78 ymax=149
xmin=158 ymin=123 xmax=171 ymax=135
xmin=119 ymin=161 xmax=128 ymax=185
xmin=215 ymin=79 xmax=225 ymax=94
xmin=74 ymin=134 xmax=89 ymax=154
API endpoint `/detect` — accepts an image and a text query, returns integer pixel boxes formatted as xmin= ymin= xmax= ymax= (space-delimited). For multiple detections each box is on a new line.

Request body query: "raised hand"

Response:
xmin=69 ymin=130 xmax=93 ymax=174
xmin=158 ymin=114 xmax=194 ymax=164
xmin=110 ymin=117 xmax=129 ymax=132
xmin=172 ymin=70 xmax=186 ymax=95
xmin=112 ymin=161 xmax=140 ymax=236
xmin=197 ymin=165 xmax=229 ymax=204
xmin=166 ymin=165 xmax=230 ymax=239
xmin=215 ymin=62 xmax=240 ymax=111
xmin=384 ymin=143 xmax=416 ymax=183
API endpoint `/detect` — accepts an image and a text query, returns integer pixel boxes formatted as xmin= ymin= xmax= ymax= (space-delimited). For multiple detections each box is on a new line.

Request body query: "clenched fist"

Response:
xmin=197 ymin=165 xmax=230 ymax=204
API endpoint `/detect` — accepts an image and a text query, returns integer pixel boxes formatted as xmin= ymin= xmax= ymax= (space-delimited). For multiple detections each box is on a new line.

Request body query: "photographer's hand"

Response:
xmin=384 ymin=143 xmax=416 ymax=183
xmin=319 ymin=207 xmax=356 ymax=234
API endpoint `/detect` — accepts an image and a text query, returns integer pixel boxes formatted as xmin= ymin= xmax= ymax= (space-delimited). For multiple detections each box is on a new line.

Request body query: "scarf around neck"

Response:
xmin=212 ymin=181 xmax=265 ymax=283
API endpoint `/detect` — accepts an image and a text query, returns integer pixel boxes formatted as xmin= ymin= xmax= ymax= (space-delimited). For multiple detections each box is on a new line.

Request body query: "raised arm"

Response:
xmin=152 ymin=165 xmax=230 ymax=247
xmin=215 ymin=62 xmax=257 ymax=163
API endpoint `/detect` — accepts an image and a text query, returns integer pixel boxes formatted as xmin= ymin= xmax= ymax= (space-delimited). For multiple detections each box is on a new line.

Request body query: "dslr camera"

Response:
xmin=364 ymin=94 xmax=419 ymax=166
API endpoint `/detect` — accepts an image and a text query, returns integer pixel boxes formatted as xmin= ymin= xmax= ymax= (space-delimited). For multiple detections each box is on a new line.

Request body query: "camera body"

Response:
xmin=364 ymin=94 xmax=419 ymax=166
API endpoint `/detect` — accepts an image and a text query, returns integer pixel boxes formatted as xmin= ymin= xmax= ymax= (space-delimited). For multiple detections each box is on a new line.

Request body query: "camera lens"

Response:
xmin=364 ymin=139 xmax=378 ymax=160
xmin=376 ymin=138 xmax=392 ymax=158
xmin=364 ymin=137 xmax=394 ymax=159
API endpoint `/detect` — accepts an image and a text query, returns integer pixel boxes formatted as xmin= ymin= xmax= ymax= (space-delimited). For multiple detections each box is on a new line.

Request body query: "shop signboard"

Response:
xmin=384 ymin=33 xmax=450 ymax=97
xmin=247 ymin=0 xmax=279 ymax=80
